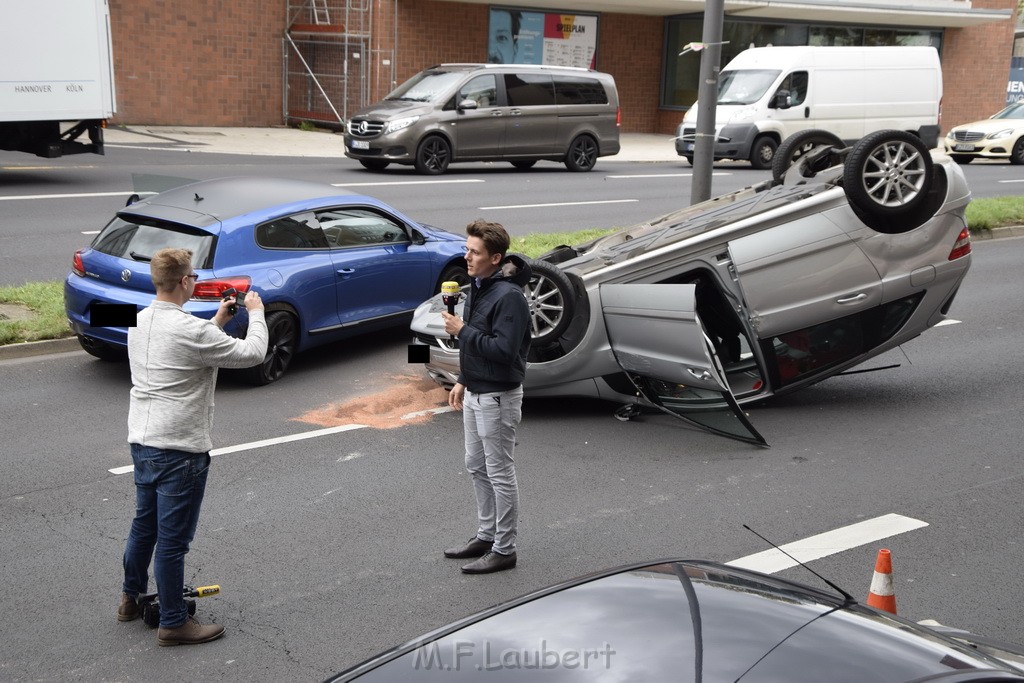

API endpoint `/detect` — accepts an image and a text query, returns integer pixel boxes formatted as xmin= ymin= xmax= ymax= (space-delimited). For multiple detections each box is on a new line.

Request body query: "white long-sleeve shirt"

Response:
xmin=127 ymin=301 xmax=268 ymax=453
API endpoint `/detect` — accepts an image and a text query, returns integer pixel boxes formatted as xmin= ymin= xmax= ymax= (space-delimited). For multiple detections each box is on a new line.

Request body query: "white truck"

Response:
xmin=0 ymin=0 xmax=116 ymax=158
xmin=676 ymin=46 xmax=943 ymax=169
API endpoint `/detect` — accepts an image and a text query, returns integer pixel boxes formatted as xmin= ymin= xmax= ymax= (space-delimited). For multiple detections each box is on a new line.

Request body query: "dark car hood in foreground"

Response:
xmin=330 ymin=560 xmax=1024 ymax=682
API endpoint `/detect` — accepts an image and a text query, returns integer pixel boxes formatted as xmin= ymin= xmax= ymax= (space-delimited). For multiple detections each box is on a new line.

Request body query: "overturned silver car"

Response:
xmin=410 ymin=130 xmax=973 ymax=445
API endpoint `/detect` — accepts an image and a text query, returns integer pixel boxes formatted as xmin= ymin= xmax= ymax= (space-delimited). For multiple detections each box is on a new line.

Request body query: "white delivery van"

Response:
xmin=675 ymin=46 xmax=942 ymax=169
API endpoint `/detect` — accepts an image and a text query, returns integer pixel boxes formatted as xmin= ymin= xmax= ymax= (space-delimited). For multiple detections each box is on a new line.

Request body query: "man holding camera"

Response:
xmin=441 ymin=220 xmax=532 ymax=574
xmin=118 ymin=248 xmax=267 ymax=645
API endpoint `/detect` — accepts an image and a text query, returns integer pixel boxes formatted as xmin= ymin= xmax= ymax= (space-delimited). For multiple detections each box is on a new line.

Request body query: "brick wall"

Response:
xmin=941 ymin=0 xmax=1019 ymax=131
xmin=109 ymin=0 xmax=286 ymax=126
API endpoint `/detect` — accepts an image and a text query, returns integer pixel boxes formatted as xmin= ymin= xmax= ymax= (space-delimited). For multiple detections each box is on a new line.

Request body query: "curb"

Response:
xmin=0 ymin=336 xmax=81 ymax=361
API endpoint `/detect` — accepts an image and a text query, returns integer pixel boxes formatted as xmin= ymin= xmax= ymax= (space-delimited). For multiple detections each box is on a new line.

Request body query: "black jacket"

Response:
xmin=456 ymin=254 xmax=532 ymax=394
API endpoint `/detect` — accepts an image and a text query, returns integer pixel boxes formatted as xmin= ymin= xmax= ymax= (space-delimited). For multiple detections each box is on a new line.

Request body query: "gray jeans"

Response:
xmin=463 ymin=386 xmax=523 ymax=555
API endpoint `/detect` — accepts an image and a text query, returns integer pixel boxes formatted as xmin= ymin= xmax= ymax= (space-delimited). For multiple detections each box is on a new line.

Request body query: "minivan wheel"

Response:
xmin=524 ymin=259 xmax=577 ymax=345
xmin=242 ymin=311 xmax=298 ymax=386
xmin=843 ymin=129 xmax=933 ymax=219
xmin=359 ymin=159 xmax=390 ymax=171
xmin=510 ymin=160 xmax=537 ymax=170
xmin=564 ymin=135 xmax=598 ymax=172
xmin=415 ymin=136 xmax=451 ymax=175
xmin=771 ymin=129 xmax=844 ymax=183
xmin=749 ymin=135 xmax=778 ymax=170
xmin=77 ymin=334 xmax=127 ymax=362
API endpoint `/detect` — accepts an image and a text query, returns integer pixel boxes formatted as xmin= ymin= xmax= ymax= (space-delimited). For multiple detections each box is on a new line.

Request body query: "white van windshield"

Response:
xmin=717 ymin=69 xmax=781 ymax=105
xmin=385 ymin=70 xmax=467 ymax=103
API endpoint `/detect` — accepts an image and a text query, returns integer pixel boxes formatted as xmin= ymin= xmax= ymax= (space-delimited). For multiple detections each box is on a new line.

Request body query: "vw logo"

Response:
xmin=121 ymin=269 xmax=131 ymax=282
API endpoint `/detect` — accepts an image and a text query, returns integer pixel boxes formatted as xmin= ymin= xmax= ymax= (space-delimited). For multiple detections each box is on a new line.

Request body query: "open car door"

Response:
xmin=600 ymin=283 xmax=767 ymax=446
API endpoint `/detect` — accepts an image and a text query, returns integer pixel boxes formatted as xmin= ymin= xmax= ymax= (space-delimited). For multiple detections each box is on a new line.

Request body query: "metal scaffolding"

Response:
xmin=283 ymin=0 xmax=394 ymax=128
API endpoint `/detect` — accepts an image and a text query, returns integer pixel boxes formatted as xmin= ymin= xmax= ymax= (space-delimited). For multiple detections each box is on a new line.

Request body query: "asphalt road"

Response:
xmin=0 ymin=229 xmax=1021 ymax=681
xmin=1 ymin=146 xmax=1023 ymax=287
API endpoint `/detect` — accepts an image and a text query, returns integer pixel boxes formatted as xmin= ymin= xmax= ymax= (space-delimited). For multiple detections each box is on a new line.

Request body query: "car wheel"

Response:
xmin=843 ymin=130 xmax=933 ymax=219
xmin=359 ymin=159 xmax=390 ymax=171
xmin=564 ymin=135 xmax=598 ymax=172
xmin=950 ymin=154 xmax=974 ymax=165
xmin=242 ymin=311 xmax=298 ymax=386
xmin=77 ymin=334 xmax=127 ymax=362
xmin=510 ymin=160 xmax=537 ymax=171
xmin=749 ymin=135 xmax=778 ymax=170
xmin=524 ymin=259 xmax=576 ymax=345
xmin=683 ymin=155 xmax=695 ymax=166
xmin=771 ymin=129 xmax=844 ymax=183
xmin=1010 ymin=137 xmax=1024 ymax=165
xmin=415 ymin=136 xmax=451 ymax=175
xmin=439 ymin=263 xmax=470 ymax=289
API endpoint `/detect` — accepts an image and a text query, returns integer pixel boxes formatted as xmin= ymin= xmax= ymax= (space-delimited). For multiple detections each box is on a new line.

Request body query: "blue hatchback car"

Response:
xmin=65 ymin=177 xmax=469 ymax=384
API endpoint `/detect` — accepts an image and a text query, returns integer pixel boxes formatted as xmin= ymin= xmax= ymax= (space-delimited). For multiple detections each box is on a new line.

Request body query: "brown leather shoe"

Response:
xmin=157 ymin=616 xmax=225 ymax=646
xmin=461 ymin=551 xmax=517 ymax=574
xmin=117 ymin=593 xmax=139 ymax=622
xmin=444 ymin=536 xmax=492 ymax=559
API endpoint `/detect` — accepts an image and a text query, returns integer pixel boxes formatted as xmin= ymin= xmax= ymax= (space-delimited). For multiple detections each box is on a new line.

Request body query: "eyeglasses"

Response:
xmin=183 ymin=273 xmax=198 ymax=282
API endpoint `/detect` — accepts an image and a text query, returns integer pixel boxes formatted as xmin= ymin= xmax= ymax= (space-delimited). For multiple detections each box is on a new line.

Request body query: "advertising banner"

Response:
xmin=488 ymin=8 xmax=598 ymax=69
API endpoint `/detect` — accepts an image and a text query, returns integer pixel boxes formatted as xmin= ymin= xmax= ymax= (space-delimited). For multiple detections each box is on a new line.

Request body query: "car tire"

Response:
xmin=950 ymin=154 xmax=974 ymax=165
xmin=359 ymin=159 xmax=390 ymax=171
xmin=843 ymin=129 xmax=933 ymax=220
xmin=439 ymin=263 xmax=470 ymax=289
xmin=683 ymin=155 xmax=695 ymax=166
xmin=749 ymin=135 xmax=778 ymax=170
xmin=1010 ymin=137 xmax=1024 ymax=165
xmin=415 ymin=136 xmax=451 ymax=175
xmin=524 ymin=259 xmax=576 ymax=345
xmin=77 ymin=334 xmax=127 ymax=362
xmin=510 ymin=160 xmax=537 ymax=171
xmin=771 ymin=129 xmax=844 ymax=183
xmin=564 ymin=135 xmax=598 ymax=172
xmin=242 ymin=311 xmax=298 ymax=386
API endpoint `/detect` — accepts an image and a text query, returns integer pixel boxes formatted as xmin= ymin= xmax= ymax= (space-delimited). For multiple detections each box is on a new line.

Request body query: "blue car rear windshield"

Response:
xmin=92 ymin=217 xmax=214 ymax=268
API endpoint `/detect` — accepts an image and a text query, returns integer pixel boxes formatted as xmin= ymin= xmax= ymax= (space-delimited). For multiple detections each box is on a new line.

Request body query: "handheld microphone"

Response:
xmin=441 ymin=281 xmax=460 ymax=341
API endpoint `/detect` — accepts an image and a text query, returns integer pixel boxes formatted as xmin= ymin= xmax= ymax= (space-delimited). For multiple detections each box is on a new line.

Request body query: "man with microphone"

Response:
xmin=441 ymin=220 xmax=532 ymax=574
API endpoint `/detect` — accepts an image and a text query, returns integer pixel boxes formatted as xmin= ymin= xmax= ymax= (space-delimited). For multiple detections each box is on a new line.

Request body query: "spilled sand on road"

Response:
xmin=294 ymin=375 xmax=450 ymax=429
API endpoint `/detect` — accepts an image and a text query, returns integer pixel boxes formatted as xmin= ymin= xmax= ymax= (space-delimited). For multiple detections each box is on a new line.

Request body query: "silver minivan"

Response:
xmin=343 ymin=63 xmax=621 ymax=174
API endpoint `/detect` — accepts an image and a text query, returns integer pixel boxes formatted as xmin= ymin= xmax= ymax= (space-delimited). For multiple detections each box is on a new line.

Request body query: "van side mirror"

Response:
xmin=457 ymin=99 xmax=479 ymax=111
xmin=772 ymin=90 xmax=791 ymax=110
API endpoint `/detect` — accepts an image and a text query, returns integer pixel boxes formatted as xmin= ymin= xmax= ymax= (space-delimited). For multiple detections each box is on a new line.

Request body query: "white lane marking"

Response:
xmin=82 ymin=230 xmax=100 ymax=235
xmin=331 ymin=180 xmax=484 ymax=187
xmin=997 ymin=179 xmax=1024 ymax=183
xmin=0 ymin=191 xmax=157 ymax=202
xmin=726 ymin=513 xmax=928 ymax=574
xmin=605 ymin=172 xmax=734 ymax=179
xmin=935 ymin=319 xmax=962 ymax=327
xmin=108 ymin=407 xmax=459 ymax=475
xmin=481 ymin=198 xmax=639 ymax=210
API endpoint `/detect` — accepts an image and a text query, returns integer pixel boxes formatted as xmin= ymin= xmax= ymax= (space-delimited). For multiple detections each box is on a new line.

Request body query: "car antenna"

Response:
xmin=742 ymin=524 xmax=856 ymax=604
xmin=194 ymin=192 xmax=204 ymax=202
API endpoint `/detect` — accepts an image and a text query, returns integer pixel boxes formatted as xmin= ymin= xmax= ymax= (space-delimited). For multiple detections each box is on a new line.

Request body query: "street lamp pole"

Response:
xmin=690 ymin=0 xmax=725 ymax=205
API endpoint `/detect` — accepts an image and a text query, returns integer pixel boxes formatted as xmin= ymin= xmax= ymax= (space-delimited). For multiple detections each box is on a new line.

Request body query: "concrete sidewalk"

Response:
xmin=104 ymin=124 xmax=682 ymax=163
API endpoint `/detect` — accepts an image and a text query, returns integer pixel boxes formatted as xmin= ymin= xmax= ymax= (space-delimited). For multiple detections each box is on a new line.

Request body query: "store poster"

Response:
xmin=488 ymin=8 xmax=598 ymax=69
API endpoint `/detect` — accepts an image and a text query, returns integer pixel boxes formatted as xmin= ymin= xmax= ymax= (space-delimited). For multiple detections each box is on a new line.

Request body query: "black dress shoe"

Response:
xmin=444 ymin=537 xmax=492 ymax=559
xmin=461 ymin=551 xmax=517 ymax=574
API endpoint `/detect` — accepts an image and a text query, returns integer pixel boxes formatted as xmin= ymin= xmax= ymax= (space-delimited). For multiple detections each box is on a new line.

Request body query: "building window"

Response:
xmin=662 ymin=17 xmax=941 ymax=109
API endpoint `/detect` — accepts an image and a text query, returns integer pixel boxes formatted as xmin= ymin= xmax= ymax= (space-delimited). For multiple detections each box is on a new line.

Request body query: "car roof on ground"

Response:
xmin=121 ymin=177 xmax=356 ymax=226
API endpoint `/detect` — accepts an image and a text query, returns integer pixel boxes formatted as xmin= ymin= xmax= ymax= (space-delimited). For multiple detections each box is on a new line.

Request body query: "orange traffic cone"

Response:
xmin=866 ymin=548 xmax=897 ymax=614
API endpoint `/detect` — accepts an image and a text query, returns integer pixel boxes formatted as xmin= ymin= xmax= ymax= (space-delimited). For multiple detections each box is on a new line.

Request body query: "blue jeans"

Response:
xmin=463 ymin=387 xmax=522 ymax=555
xmin=122 ymin=444 xmax=210 ymax=628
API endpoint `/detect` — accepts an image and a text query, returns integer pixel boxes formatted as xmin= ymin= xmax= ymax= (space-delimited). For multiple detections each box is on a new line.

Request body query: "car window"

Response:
xmin=93 ymin=216 xmax=214 ymax=267
xmin=316 ymin=208 xmax=409 ymax=248
xmin=256 ymin=212 xmax=330 ymax=250
xmin=777 ymin=70 xmax=807 ymax=106
xmin=554 ymin=76 xmax=608 ymax=105
xmin=457 ymin=74 xmax=497 ymax=108
xmin=717 ymin=69 xmax=781 ymax=105
xmin=504 ymin=73 xmax=555 ymax=107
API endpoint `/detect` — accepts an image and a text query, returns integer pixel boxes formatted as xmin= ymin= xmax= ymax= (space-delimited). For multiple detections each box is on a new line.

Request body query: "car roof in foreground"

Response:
xmin=330 ymin=559 xmax=1021 ymax=682
xmin=120 ymin=177 xmax=367 ymax=229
